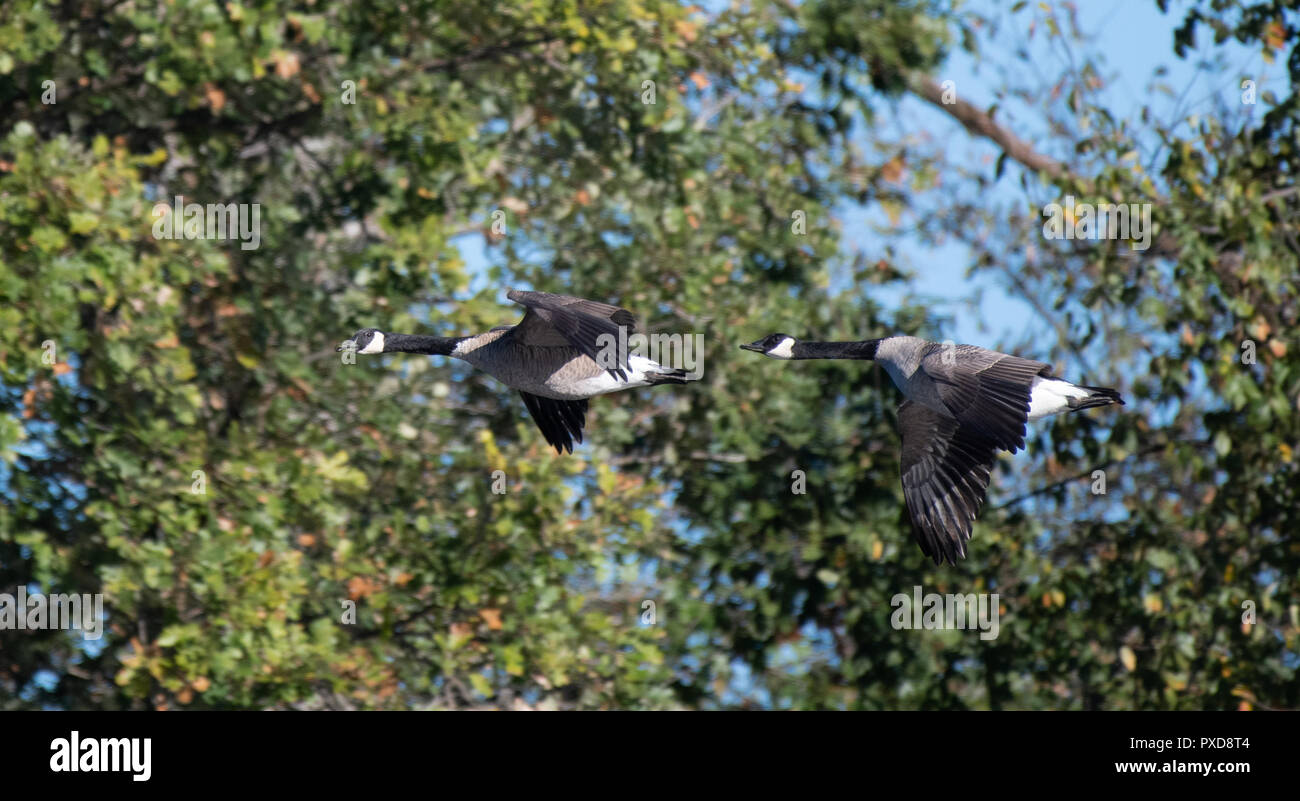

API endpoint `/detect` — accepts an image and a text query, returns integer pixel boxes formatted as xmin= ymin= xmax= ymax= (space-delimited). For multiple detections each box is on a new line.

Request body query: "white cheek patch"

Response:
xmin=767 ymin=337 xmax=796 ymax=359
xmin=358 ymin=331 xmax=386 ymax=354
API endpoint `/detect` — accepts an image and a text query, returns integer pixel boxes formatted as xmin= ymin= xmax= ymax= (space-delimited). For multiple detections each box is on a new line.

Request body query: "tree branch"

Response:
xmin=906 ymin=72 xmax=1072 ymax=182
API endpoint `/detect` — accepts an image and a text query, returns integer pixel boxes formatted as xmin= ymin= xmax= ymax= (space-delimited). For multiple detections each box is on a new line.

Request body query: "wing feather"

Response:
xmin=921 ymin=345 xmax=1049 ymax=452
xmin=519 ymin=391 xmax=589 ymax=454
xmin=898 ymin=400 xmax=1001 ymax=565
xmin=506 ymin=290 xmax=637 ymax=380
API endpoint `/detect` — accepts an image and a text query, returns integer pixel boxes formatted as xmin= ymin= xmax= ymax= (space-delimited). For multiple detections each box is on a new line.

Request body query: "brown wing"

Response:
xmin=505 ymin=289 xmax=637 ymax=379
xmin=897 ymin=400 xmax=1001 ymax=565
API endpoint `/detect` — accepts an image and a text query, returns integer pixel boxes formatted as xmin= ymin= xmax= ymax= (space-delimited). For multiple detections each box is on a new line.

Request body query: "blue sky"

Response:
xmin=450 ymin=0 xmax=1284 ymax=353
xmin=859 ymin=0 xmax=1283 ymax=348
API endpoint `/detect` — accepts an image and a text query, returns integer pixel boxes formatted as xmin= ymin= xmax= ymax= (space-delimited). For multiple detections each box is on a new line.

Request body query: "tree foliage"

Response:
xmin=0 ymin=0 xmax=1295 ymax=709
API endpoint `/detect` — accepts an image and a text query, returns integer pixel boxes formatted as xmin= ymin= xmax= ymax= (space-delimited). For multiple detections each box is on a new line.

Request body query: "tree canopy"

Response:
xmin=1 ymin=0 xmax=1296 ymax=709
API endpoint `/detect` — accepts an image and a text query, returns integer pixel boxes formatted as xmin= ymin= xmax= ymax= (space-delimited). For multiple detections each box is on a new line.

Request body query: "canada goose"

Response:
xmin=740 ymin=333 xmax=1124 ymax=564
xmin=339 ymin=290 xmax=696 ymax=453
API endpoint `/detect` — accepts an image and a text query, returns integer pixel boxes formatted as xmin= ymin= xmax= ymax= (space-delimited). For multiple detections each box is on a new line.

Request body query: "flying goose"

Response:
xmin=339 ymin=290 xmax=696 ymax=453
xmin=740 ymin=333 xmax=1124 ymax=565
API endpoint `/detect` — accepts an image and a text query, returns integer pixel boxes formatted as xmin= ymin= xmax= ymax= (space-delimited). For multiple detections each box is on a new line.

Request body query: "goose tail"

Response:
xmin=1068 ymin=385 xmax=1125 ymax=412
xmin=644 ymin=366 xmax=695 ymax=386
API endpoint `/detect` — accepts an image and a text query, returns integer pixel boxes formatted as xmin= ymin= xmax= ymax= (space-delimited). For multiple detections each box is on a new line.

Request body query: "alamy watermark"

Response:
xmin=0 ymin=588 xmax=103 ymax=640
xmin=890 ymin=584 xmax=1000 ymax=640
xmin=1042 ymin=195 xmax=1151 ymax=251
xmin=152 ymin=195 xmax=261 ymax=250
xmin=50 ymin=731 xmax=151 ymax=781
xmin=594 ymin=329 xmax=706 ymax=380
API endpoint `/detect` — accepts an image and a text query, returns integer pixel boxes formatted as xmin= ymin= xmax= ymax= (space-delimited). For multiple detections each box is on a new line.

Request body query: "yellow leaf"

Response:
xmin=1119 ymin=646 xmax=1137 ymax=672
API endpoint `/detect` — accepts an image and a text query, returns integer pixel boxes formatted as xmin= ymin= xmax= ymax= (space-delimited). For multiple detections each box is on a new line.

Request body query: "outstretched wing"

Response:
xmin=519 ymin=391 xmax=589 ymax=454
xmin=898 ymin=400 xmax=1001 ymax=565
xmin=920 ymin=345 xmax=1049 ymax=453
xmin=506 ymin=289 xmax=638 ymax=380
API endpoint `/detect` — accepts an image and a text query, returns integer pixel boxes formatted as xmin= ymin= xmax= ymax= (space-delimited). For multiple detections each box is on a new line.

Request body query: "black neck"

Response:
xmin=792 ymin=339 xmax=880 ymax=360
xmin=384 ymin=333 xmax=468 ymax=355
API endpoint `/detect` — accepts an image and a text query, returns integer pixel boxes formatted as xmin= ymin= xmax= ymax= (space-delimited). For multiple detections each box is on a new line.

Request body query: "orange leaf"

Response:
xmin=881 ymin=154 xmax=906 ymax=184
xmin=480 ymin=608 xmax=503 ymax=630
xmin=1265 ymin=21 xmax=1286 ymax=51
xmin=52 ymin=362 xmax=72 ymax=375
xmin=274 ymin=51 xmax=301 ymax=79
xmin=347 ymin=576 xmax=378 ymax=600
xmin=204 ymin=83 xmax=226 ymax=113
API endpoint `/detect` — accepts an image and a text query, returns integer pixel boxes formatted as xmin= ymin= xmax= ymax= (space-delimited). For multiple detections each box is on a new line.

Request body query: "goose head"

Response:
xmin=740 ymin=333 xmax=797 ymax=359
xmin=338 ymin=328 xmax=387 ymax=355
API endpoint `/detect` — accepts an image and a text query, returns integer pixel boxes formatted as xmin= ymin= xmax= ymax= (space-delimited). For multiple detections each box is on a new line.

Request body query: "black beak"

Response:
xmin=739 ymin=341 xmax=765 ymax=353
xmin=336 ymin=341 xmax=351 ymax=352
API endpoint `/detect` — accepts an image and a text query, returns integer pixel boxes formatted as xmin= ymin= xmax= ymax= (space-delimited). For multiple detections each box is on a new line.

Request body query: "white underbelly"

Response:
xmin=548 ymin=355 xmax=662 ymax=398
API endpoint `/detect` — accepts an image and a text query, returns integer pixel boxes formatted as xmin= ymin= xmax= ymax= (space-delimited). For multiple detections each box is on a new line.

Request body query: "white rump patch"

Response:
xmin=1027 ymin=376 xmax=1090 ymax=419
xmin=570 ymin=355 xmax=664 ymax=397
